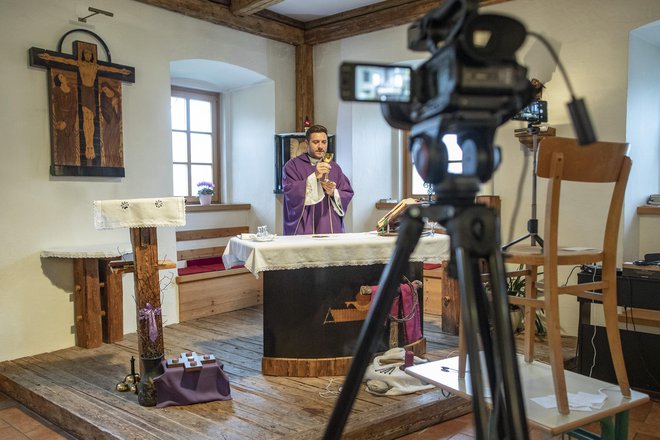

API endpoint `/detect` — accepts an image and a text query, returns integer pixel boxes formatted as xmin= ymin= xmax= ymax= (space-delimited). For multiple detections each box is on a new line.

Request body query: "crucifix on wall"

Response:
xmin=29 ymin=31 xmax=135 ymax=177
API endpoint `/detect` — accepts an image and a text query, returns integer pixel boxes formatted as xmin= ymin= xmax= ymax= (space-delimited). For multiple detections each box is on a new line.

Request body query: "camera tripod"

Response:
xmin=324 ymin=176 xmax=529 ymax=440
xmin=504 ymin=123 xmax=544 ymax=250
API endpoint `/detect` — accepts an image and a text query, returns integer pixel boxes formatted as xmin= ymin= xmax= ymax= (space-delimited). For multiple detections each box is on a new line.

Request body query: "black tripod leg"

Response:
xmin=454 ymin=246 xmax=495 ymax=439
xmin=502 ymin=232 xmax=530 ymax=251
xmin=324 ymin=209 xmax=425 ymax=440
xmin=447 ymin=204 xmax=529 ymax=440
xmin=488 ymin=248 xmax=529 ymax=440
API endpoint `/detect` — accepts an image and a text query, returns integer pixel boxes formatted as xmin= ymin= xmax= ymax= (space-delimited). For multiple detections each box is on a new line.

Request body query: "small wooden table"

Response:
xmin=407 ymin=356 xmax=649 ymax=439
xmin=41 ymin=244 xmax=132 ymax=348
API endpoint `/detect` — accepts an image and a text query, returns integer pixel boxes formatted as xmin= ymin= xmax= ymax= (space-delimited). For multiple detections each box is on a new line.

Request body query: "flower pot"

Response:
xmin=137 ymin=354 xmax=164 ymax=407
xmin=510 ymin=308 xmax=524 ymax=333
xmin=199 ymin=194 xmax=212 ymax=206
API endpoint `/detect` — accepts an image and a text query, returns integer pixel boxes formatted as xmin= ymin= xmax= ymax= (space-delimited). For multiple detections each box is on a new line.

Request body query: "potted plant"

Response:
xmin=197 ymin=181 xmax=214 ymax=205
xmin=506 ymin=266 xmax=546 ymax=336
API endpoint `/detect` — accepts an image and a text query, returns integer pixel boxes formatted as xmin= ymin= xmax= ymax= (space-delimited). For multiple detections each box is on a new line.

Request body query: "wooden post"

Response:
xmin=73 ymin=258 xmax=103 ymax=348
xmin=295 ymin=44 xmax=314 ymax=131
xmin=130 ymin=227 xmax=164 ymax=359
xmin=100 ymin=258 xmax=124 ymax=343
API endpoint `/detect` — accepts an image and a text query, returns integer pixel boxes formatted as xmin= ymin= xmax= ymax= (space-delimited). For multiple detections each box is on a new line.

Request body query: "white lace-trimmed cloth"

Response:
xmin=222 ymin=232 xmax=450 ymax=277
xmin=93 ymin=197 xmax=186 ymax=230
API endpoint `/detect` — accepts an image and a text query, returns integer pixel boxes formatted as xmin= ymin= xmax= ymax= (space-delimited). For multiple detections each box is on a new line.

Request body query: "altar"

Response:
xmin=223 ymin=232 xmax=450 ymax=376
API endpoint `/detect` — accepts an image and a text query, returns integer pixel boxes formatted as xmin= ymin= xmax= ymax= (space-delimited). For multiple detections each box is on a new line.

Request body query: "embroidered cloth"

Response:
xmin=222 ymin=232 xmax=450 ymax=277
xmin=93 ymin=197 xmax=185 ymax=230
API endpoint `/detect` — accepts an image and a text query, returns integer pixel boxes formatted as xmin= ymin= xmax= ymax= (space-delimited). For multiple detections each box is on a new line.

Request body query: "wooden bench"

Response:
xmin=175 ymin=226 xmax=262 ymax=321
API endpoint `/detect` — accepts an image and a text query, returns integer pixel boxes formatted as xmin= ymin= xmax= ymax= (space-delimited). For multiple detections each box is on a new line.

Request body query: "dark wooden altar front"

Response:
xmin=261 ymin=262 xmax=424 ymax=377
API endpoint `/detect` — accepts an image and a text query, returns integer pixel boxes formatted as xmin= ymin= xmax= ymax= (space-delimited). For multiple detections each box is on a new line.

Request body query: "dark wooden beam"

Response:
xmin=231 ymin=0 xmax=283 ymax=16
xmin=133 ymin=0 xmax=304 ymax=44
xmin=304 ymin=0 xmax=512 ymax=45
xmin=295 ymin=44 xmax=314 ymax=132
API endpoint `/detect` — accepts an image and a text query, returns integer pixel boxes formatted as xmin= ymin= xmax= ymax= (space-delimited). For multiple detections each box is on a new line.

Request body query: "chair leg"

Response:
xmin=523 ymin=265 xmax=538 ymax=363
xmin=458 ymin=318 xmax=467 ymax=378
xmin=602 ymin=284 xmax=631 ymax=398
xmin=544 ymin=274 xmax=570 ymax=415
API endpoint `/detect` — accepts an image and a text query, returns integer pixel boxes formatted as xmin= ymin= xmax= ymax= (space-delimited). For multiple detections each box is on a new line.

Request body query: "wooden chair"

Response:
xmin=506 ymin=136 xmax=632 ymax=415
xmin=458 ymin=137 xmax=632 ymax=415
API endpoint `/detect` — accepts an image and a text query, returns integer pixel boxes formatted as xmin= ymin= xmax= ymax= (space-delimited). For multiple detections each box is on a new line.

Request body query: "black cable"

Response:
xmin=526 ymin=31 xmax=576 ymax=99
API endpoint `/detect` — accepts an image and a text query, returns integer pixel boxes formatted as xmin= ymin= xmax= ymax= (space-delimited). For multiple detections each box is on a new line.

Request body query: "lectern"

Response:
xmin=93 ymin=197 xmax=185 ymax=363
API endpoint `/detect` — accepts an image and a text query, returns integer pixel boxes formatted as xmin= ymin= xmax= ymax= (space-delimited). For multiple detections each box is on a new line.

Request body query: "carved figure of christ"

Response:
xmin=35 ymin=41 xmax=132 ymax=161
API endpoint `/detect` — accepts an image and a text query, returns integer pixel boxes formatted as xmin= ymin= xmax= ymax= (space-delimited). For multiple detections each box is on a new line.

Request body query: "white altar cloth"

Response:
xmin=222 ymin=232 xmax=450 ymax=277
xmin=93 ymin=197 xmax=186 ymax=230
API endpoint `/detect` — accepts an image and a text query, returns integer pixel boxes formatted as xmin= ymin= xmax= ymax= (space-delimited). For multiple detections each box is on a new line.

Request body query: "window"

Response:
xmin=403 ymin=132 xmax=462 ymax=199
xmin=171 ymin=87 xmax=220 ymax=203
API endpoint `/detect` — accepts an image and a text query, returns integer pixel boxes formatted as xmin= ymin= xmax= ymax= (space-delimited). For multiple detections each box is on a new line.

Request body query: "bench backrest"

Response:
xmin=176 ymin=226 xmax=249 ymax=261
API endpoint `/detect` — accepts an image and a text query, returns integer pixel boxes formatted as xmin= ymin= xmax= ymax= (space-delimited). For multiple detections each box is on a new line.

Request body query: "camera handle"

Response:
xmin=324 ymin=188 xmax=529 ymax=440
xmin=503 ymin=123 xmax=544 ymax=250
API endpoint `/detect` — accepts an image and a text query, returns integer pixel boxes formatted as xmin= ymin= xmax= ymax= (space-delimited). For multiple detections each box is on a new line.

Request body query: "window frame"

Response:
xmin=402 ymin=131 xmax=462 ymax=200
xmin=171 ymin=86 xmax=221 ymax=204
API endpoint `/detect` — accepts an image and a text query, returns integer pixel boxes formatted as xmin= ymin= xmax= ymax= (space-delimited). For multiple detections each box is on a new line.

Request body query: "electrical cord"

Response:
xmin=526 ymin=31 xmax=577 ymax=99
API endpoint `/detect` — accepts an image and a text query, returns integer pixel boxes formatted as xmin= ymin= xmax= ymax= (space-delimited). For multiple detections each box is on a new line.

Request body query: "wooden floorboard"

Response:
xmin=0 ymin=307 xmax=473 ymax=439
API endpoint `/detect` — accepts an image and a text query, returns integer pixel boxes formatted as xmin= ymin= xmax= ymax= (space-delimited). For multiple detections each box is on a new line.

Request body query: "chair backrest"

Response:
xmin=537 ymin=137 xmax=632 ymax=263
xmin=537 ymin=137 xmax=629 ymax=183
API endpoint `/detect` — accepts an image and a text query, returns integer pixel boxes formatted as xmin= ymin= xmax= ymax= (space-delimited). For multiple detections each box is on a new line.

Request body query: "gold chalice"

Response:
xmin=322 ymin=152 xmax=333 ymax=181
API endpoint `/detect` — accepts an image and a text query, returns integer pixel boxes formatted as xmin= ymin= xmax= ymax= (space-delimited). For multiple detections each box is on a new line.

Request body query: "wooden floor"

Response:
xmin=2 ymin=306 xmax=656 ymax=439
xmin=0 ymin=307 xmax=473 ymax=440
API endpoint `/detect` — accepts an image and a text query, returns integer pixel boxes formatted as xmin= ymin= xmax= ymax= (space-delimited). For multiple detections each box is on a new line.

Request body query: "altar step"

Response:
xmin=0 ymin=308 xmax=471 ymax=440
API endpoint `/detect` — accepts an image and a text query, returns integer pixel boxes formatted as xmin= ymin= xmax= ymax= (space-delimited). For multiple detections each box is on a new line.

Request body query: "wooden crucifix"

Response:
xmin=30 ymin=37 xmax=135 ymax=177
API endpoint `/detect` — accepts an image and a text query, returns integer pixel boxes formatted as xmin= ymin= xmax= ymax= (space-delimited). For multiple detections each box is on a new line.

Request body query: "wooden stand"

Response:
xmin=73 ymin=257 xmax=124 ymax=348
xmin=514 ymin=126 xmax=555 ymax=150
xmin=42 ymin=244 xmax=130 ymax=349
xmin=130 ymin=227 xmax=165 ymax=358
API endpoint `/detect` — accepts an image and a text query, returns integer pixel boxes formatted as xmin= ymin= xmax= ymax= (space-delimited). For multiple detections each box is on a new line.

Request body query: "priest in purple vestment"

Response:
xmin=283 ymin=125 xmax=354 ymax=235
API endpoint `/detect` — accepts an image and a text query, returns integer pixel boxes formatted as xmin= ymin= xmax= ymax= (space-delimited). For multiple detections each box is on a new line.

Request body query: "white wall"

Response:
xmin=625 ymin=24 xmax=660 ymax=260
xmin=0 ymin=0 xmax=294 ymax=361
xmin=313 ymin=0 xmax=660 ymax=335
xmin=228 ymin=82 xmax=278 ymax=233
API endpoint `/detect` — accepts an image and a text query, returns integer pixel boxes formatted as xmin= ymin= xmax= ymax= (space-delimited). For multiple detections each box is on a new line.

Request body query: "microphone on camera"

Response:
xmin=567 ymin=98 xmax=596 ymax=145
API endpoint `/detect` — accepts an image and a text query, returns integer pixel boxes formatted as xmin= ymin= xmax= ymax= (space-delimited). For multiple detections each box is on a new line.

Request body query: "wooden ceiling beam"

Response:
xmin=133 ymin=0 xmax=304 ymax=45
xmin=304 ymin=0 xmax=511 ymax=46
xmin=231 ymin=0 xmax=284 ymax=17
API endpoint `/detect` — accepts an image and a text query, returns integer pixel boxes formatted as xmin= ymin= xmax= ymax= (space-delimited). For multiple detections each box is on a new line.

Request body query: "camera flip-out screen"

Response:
xmin=340 ymin=63 xmax=412 ymax=103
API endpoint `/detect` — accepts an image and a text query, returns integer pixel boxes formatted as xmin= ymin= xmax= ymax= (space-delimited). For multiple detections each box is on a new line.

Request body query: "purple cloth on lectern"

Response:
xmin=282 ymin=154 xmax=354 ymax=235
xmin=154 ymin=360 xmax=231 ymax=407
xmin=369 ymin=282 xmax=422 ymax=344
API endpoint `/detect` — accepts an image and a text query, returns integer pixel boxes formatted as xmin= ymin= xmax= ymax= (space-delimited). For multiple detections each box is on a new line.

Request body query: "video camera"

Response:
xmin=513 ymin=100 xmax=548 ymax=123
xmin=340 ymin=0 xmax=537 ymax=187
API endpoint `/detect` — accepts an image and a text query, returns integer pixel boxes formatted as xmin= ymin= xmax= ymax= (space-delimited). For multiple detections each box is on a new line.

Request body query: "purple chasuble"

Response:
xmin=282 ymin=154 xmax=354 ymax=235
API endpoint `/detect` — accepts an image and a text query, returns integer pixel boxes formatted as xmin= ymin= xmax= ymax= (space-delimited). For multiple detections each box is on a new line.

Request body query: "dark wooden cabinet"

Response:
xmin=274 ymin=132 xmax=335 ymax=193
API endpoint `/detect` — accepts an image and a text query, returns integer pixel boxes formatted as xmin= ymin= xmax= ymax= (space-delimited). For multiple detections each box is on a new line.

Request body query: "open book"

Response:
xmin=376 ymin=198 xmax=419 ymax=233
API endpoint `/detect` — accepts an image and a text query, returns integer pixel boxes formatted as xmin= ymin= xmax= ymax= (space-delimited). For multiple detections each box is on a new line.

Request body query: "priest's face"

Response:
xmin=307 ymin=132 xmax=328 ymax=160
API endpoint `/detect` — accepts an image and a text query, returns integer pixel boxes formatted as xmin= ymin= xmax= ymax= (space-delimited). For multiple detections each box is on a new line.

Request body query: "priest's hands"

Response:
xmin=315 ymin=161 xmax=331 ymax=180
xmin=321 ymin=180 xmax=336 ymax=195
